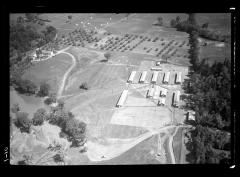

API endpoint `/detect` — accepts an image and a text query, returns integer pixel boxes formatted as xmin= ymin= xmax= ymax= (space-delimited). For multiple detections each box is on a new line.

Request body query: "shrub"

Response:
xmin=104 ymin=52 xmax=111 ymax=61
xmin=14 ymin=112 xmax=32 ymax=133
xmin=11 ymin=103 xmax=20 ymax=113
xmin=79 ymin=82 xmax=89 ymax=90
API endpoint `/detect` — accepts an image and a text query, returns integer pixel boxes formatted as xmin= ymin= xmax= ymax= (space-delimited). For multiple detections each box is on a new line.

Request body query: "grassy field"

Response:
xmin=23 ymin=53 xmax=73 ymax=93
xmin=195 ymin=13 xmax=231 ymax=35
xmin=96 ymin=134 xmax=159 ymax=165
xmin=10 ymin=90 xmax=48 ymax=119
xmin=200 ymin=42 xmax=231 ymax=66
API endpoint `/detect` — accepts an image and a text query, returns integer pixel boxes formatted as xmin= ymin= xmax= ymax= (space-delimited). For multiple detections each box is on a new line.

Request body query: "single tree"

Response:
xmin=104 ymin=52 xmax=111 ymax=61
xmin=157 ymin=17 xmax=163 ymax=26
xmin=170 ymin=19 xmax=177 ymax=27
xmin=202 ymin=22 xmax=209 ymax=29
xmin=79 ymin=82 xmax=89 ymax=90
xmin=38 ymin=82 xmax=50 ymax=97
xmin=176 ymin=16 xmax=181 ymax=24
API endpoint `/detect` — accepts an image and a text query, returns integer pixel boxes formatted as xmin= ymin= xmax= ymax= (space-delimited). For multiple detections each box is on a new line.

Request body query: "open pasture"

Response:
xmin=22 ymin=53 xmax=72 ymax=93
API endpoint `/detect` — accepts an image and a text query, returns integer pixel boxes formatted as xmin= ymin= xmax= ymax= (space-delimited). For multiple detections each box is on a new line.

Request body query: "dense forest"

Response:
xmin=182 ymin=14 xmax=231 ymax=164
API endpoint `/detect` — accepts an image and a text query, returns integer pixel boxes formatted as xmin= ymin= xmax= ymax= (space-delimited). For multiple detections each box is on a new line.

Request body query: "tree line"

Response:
xmin=181 ymin=14 xmax=231 ymax=164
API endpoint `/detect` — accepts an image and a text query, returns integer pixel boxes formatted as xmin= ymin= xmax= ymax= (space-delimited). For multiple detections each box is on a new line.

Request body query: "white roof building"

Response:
xmin=128 ymin=71 xmax=136 ymax=83
xmin=116 ymin=90 xmax=128 ymax=107
xmin=175 ymin=72 xmax=182 ymax=84
xmin=147 ymin=87 xmax=154 ymax=98
xmin=151 ymin=71 xmax=159 ymax=84
xmin=160 ymin=87 xmax=168 ymax=97
xmin=163 ymin=72 xmax=170 ymax=84
xmin=139 ymin=71 xmax=147 ymax=83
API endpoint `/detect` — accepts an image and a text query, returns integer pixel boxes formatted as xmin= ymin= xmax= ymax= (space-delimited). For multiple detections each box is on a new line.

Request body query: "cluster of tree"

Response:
xmin=41 ymin=26 xmax=57 ymax=43
xmin=11 ymin=100 xmax=87 ymax=147
xmin=10 ymin=23 xmax=41 ymax=53
xmin=47 ymin=103 xmax=87 ymax=147
xmin=182 ymin=13 xmax=231 ymax=164
xmin=170 ymin=14 xmax=230 ymax=43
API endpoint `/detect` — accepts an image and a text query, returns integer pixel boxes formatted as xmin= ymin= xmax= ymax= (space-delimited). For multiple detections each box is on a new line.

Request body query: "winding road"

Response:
xmin=57 ymin=51 xmax=77 ymax=98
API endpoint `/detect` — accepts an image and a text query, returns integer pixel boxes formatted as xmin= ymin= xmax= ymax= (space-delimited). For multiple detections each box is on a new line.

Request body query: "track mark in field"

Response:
xmin=57 ymin=51 xmax=77 ymax=98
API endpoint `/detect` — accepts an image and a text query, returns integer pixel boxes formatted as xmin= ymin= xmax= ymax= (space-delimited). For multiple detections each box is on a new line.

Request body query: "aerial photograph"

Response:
xmin=10 ymin=13 xmax=231 ymax=165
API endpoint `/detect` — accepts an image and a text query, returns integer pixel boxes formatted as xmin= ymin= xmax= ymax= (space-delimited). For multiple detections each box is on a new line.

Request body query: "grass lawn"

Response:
xmin=22 ymin=53 xmax=73 ymax=93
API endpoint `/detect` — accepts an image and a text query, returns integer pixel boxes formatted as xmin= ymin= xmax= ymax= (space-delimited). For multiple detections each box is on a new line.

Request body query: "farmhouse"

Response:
xmin=186 ymin=110 xmax=195 ymax=121
xmin=175 ymin=72 xmax=182 ymax=84
xmin=151 ymin=67 xmax=162 ymax=71
xmin=158 ymin=98 xmax=166 ymax=106
xmin=139 ymin=71 xmax=147 ymax=83
xmin=151 ymin=71 xmax=159 ymax=84
xmin=127 ymin=71 xmax=136 ymax=83
xmin=147 ymin=87 xmax=154 ymax=98
xmin=163 ymin=72 xmax=170 ymax=84
xmin=172 ymin=90 xmax=181 ymax=107
xmin=160 ymin=87 xmax=168 ymax=97
xmin=116 ymin=90 xmax=128 ymax=107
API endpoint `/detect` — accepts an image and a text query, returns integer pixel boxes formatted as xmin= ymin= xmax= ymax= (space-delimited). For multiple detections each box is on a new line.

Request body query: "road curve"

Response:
xmin=57 ymin=51 xmax=76 ymax=98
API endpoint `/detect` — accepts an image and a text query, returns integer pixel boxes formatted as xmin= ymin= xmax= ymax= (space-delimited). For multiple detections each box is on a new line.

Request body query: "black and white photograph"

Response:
xmin=9 ymin=12 xmax=233 ymax=165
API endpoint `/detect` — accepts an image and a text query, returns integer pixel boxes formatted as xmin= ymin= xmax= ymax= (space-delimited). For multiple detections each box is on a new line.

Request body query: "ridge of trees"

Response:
xmin=182 ymin=14 xmax=231 ymax=164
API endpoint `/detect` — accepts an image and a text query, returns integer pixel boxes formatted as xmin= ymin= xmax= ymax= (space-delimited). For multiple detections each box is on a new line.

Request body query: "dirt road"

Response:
xmin=86 ymin=125 xmax=183 ymax=162
xmin=168 ymin=126 xmax=179 ymax=164
xmin=57 ymin=51 xmax=77 ymax=98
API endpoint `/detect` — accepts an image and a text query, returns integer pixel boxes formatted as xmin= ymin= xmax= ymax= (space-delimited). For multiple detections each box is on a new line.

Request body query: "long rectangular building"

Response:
xmin=147 ymin=87 xmax=154 ymax=98
xmin=139 ymin=71 xmax=147 ymax=83
xmin=151 ymin=71 xmax=159 ymax=84
xmin=163 ymin=72 xmax=170 ymax=84
xmin=173 ymin=90 xmax=181 ymax=107
xmin=116 ymin=90 xmax=128 ymax=107
xmin=175 ymin=72 xmax=182 ymax=84
xmin=127 ymin=71 xmax=136 ymax=83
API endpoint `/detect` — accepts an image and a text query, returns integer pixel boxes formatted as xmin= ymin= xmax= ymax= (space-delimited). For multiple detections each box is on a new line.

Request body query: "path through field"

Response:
xmin=57 ymin=51 xmax=77 ymax=98
xmin=86 ymin=125 xmax=189 ymax=162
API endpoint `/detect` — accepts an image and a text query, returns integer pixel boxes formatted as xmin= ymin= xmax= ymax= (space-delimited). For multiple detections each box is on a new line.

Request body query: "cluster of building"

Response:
xmin=116 ymin=62 xmax=183 ymax=108
xmin=127 ymin=70 xmax=182 ymax=85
